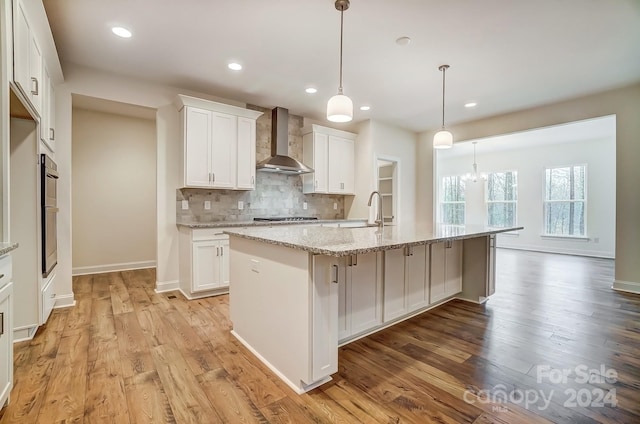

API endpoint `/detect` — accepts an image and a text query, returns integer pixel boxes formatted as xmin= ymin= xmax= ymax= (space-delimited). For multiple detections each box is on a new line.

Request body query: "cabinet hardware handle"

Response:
xmin=0 ymin=312 xmax=3 ymax=336
xmin=31 ymin=77 xmax=39 ymax=95
xmin=331 ymin=265 xmax=338 ymax=284
xmin=251 ymin=176 xmax=254 ymax=185
xmin=0 ymin=274 xmax=4 ymax=279
xmin=50 ymin=128 xmax=55 ymax=141
xmin=340 ymin=182 xmax=344 ymax=189
xmin=352 ymin=254 xmax=357 ymax=266
xmin=51 ymin=293 xmax=56 ymax=298
xmin=212 ymin=172 xmax=215 ymax=183
xmin=220 ymin=247 xmax=223 ymax=256
xmin=216 ymin=247 xmax=219 ymax=256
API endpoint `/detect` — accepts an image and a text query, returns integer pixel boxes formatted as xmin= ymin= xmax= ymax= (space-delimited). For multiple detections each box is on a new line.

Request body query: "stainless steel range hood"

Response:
xmin=256 ymin=107 xmax=313 ymax=175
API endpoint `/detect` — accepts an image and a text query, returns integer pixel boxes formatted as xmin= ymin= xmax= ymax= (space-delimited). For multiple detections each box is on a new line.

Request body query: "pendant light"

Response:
xmin=433 ymin=64 xmax=453 ymax=149
xmin=327 ymin=0 xmax=353 ymax=123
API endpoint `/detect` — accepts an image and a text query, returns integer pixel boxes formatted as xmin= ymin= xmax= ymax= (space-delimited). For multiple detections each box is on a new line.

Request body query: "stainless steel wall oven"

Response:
xmin=41 ymin=154 xmax=59 ymax=277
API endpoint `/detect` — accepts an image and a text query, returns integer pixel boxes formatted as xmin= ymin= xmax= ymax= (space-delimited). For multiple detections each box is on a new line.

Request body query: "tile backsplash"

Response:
xmin=177 ymin=105 xmax=345 ymax=223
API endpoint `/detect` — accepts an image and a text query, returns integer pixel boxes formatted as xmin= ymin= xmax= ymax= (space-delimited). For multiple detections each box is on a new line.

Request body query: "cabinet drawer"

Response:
xmin=192 ymin=228 xmax=232 ymax=241
xmin=0 ymin=255 xmax=12 ymax=288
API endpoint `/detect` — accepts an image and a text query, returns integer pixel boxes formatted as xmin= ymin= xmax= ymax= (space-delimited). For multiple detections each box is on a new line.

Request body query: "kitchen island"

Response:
xmin=225 ymin=224 xmax=521 ymax=394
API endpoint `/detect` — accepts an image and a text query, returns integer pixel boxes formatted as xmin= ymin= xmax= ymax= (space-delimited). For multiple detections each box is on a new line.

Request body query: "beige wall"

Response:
xmin=418 ymin=82 xmax=640 ymax=288
xmin=71 ymin=107 xmax=156 ymax=274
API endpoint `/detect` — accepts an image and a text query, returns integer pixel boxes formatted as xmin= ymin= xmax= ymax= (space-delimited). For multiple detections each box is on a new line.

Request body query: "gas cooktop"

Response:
xmin=253 ymin=217 xmax=319 ymax=222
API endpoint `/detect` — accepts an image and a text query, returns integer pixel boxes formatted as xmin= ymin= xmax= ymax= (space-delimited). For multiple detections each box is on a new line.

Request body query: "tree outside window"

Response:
xmin=441 ymin=176 xmax=465 ymax=225
xmin=544 ymin=165 xmax=586 ymax=236
xmin=486 ymin=171 xmax=517 ymax=228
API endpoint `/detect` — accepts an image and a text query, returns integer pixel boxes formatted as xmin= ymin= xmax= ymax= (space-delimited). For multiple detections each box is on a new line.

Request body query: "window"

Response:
xmin=441 ymin=176 xmax=465 ymax=225
xmin=486 ymin=171 xmax=518 ymax=228
xmin=543 ymin=165 xmax=586 ymax=236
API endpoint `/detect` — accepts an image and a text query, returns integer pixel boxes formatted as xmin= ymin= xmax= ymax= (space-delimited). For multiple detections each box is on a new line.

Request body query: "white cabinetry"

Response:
xmin=175 ymin=95 xmax=262 ymax=190
xmin=311 ymin=255 xmax=339 ymax=382
xmin=13 ymin=0 xmax=42 ymax=116
xmin=383 ymin=245 xmax=429 ymax=323
xmin=40 ymin=64 xmax=55 ymax=150
xmin=430 ymin=240 xmax=463 ymax=303
xmin=0 ymin=255 xmax=14 ymax=409
xmin=302 ymin=125 xmax=356 ymax=195
xmin=337 ymin=252 xmax=382 ymax=342
xmin=179 ymin=227 xmax=231 ymax=299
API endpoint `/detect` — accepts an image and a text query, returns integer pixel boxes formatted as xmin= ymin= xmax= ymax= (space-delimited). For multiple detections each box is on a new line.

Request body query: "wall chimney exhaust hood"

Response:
xmin=256 ymin=107 xmax=314 ymax=175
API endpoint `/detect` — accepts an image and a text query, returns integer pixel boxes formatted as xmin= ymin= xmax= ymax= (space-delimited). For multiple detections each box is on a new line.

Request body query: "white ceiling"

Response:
xmin=42 ymin=0 xmax=640 ymax=132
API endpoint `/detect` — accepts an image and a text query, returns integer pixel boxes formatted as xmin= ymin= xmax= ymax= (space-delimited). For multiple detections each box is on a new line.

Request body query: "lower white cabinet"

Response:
xmin=41 ymin=274 xmax=56 ymax=324
xmin=311 ymin=255 xmax=339 ymax=382
xmin=179 ymin=227 xmax=231 ymax=299
xmin=383 ymin=245 xmax=429 ymax=323
xmin=0 ymin=255 xmax=14 ymax=410
xmin=338 ymin=252 xmax=382 ymax=342
xmin=430 ymin=240 xmax=463 ymax=303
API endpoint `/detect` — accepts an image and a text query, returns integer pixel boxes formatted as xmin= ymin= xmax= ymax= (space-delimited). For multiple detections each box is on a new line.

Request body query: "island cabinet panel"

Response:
xmin=461 ymin=235 xmax=497 ymax=303
xmin=384 ymin=245 xmax=429 ymax=323
xmin=430 ymin=240 xmax=463 ymax=304
xmin=311 ymin=256 xmax=339 ymax=382
xmin=338 ymin=252 xmax=383 ymax=342
xmin=0 ymin=274 xmax=13 ymax=408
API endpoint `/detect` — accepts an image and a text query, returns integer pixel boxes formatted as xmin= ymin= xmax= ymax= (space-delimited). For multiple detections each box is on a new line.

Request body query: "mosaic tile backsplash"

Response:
xmin=177 ymin=105 xmax=346 ymax=223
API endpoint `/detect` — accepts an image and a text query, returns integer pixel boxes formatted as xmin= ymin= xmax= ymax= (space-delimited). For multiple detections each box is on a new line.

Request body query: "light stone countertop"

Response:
xmin=0 ymin=242 xmax=19 ymax=256
xmin=176 ymin=218 xmax=368 ymax=229
xmin=224 ymin=224 xmax=524 ymax=257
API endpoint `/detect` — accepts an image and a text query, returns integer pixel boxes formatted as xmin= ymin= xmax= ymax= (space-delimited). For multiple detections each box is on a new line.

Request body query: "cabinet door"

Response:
xmin=184 ymin=107 xmax=213 ymax=187
xmin=13 ymin=1 xmax=31 ymax=100
xmin=327 ymin=136 xmax=355 ymax=194
xmin=430 ymin=242 xmax=446 ymax=303
xmin=47 ymin=75 xmax=56 ymax=150
xmin=40 ymin=65 xmax=50 ymax=144
xmin=0 ymin=283 xmax=13 ymax=407
xmin=236 ymin=117 xmax=256 ymax=190
xmin=313 ymin=132 xmax=329 ymax=193
xmin=406 ymin=245 xmax=429 ymax=312
xmin=444 ymin=240 xmax=463 ymax=297
xmin=210 ymin=112 xmax=236 ymax=189
xmin=311 ymin=256 xmax=339 ymax=381
xmin=192 ymin=241 xmax=223 ymax=292
xmin=383 ymin=248 xmax=407 ymax=323
xmin=348 ymin=253 xmax=382 ymax=335
xmin=219 ymin=239 xmax=230 ymax=288
xmin=29 ymin=35 xmax=43 ymax=115
xmin=337 ymin=259 xmax=350 ymax=340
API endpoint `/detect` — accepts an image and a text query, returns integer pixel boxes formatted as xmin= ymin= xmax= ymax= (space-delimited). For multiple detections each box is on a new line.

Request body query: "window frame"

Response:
xmin=542 ymin=163 xmax=588 ymax=238
xmin=485 ymin=170 xmax=518 ymax=229
xmin=440 ymin=175 xmax=466 ymax=225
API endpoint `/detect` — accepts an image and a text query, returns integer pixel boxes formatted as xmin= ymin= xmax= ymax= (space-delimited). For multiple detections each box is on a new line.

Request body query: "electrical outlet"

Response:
xmin=303 ymin=201 xmax=308 ymax=210
xmin=181 ymin=200 xmax=189 ymax=210
xmin=593 ymin=237 xmax=600 ymax=243
xmin=251 ymin=259 xmax=260 ymax=273
xmin=238 ymin=200 xmax=244 ymax=210
xmin=333 ymin=202 xmax=338 ymax=210
xmin=204 ymin=200 xmax=211 ymax=210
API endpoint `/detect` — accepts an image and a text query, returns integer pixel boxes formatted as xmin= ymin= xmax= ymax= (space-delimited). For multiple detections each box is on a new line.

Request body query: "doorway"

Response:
xmin=376 ymin=158 xmax=398 ymax=225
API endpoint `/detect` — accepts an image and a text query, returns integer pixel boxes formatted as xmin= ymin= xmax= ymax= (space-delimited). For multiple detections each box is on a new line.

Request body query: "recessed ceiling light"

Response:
xmin=305 ymin=87 xmax=318 ymax=94
xmin=360 ymin=105 xmax=371 ymax=111
xmin=228 ymin=62 xmax=243 ymax=71
xmin=111 ymin=26 xmax=132 ymax=38
xmin=395 ymin=36 xmax=411 ymax=46
xmin=464 ymin=102 xmax=478 ymax=108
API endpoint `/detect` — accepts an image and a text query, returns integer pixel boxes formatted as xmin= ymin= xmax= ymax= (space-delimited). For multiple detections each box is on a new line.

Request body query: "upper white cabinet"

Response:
xmin=13 ymin=0 xmax=42 ymax=116
xmin=302 ymin=125 xmax=356 ymax=195
xmin=174 ymin=95 xmax=262 ymax=190
xmin=40 ymin=65 xmax=56 ymax=151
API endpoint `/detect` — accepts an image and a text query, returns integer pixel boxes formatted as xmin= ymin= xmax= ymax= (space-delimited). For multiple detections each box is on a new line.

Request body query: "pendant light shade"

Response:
xmin=433 ymin=64 xmax=453 ymax=149
xmin=327 ymin=0 xmax=353 ymax=123
xmin=327 ymin=93 xmax=353 ymax=122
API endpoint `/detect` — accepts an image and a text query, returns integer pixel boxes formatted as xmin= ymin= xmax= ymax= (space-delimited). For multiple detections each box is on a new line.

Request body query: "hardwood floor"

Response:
xmin=1 ymin=249 xmax=639 ymax=423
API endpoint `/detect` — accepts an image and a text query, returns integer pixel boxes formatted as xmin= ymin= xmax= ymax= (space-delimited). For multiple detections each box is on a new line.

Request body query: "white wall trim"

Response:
xmin=72 ymin=261 xmax=156 ymax=276
xmin=612 ymin=280 xmax=640 ymax=295
xmin=54 ymin=293 xmax=76 ymax=309
xmin=13 ymin=325 xmax=38 ymax=343
xmin=177 ymin=287 xmax=228 ymax=300
xmin=155 ymin=279 xmax=179 ymax=293
xmin=497 ymin=244 xmax=614 ymax=259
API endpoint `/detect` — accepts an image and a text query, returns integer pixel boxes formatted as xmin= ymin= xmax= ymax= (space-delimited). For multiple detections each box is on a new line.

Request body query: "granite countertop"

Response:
xmin=0 ymin=242 xmax=19 ymax=256
xmin=224 ymin=224 xmax=524 ymax=257
xmin=176 ymin=218 xmax=368 ymax=229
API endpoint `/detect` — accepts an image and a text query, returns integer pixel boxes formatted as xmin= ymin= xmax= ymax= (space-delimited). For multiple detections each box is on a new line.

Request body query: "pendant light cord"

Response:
xmin=338 ymin=8 xmax=344 ymax=94
xmin=441 ymin=66 xmax=446 ymax=128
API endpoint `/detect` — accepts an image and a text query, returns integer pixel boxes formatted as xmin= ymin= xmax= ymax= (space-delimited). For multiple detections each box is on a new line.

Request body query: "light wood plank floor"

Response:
xmin=1 ymin=249 xmax=639 ymax=423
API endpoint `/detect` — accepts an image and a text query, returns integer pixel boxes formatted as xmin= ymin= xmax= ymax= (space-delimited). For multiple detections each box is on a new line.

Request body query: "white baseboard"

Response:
xmin=72 ymin=260 xmax=156 ymax=276
xmin=497 ymin=244 xmax=614 ymax=259
xmin=13 ymin=325 xmax=38 ymax=343
xmin=612 ymin=280 xmax=640 ymax=295
xmin=155 ymin=280 xmax=179 ymax=293
xmin=178 ymin=287 xmax=228 ymax=300
xmin=54 ymin=293 xmax=76 ymax=309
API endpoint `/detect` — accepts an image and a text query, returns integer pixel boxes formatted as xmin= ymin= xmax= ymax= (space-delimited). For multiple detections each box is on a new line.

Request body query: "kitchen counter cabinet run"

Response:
xmin=227 ymin=226 xmax=518 ymax=393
